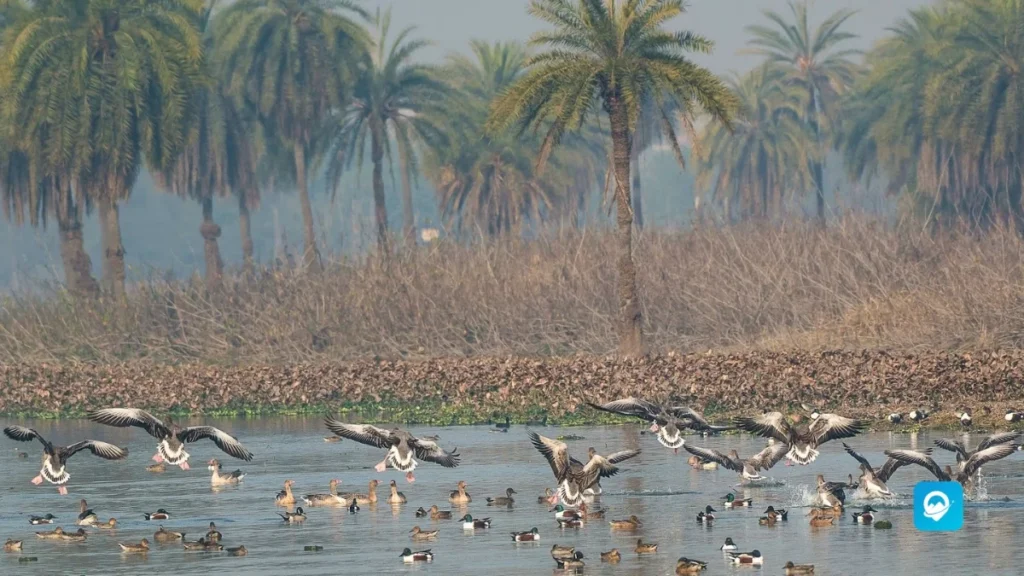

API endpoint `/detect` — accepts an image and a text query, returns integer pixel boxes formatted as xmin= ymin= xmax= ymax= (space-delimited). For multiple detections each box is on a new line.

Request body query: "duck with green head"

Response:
xmin=511 ymin=527 xmax=540 ymax=542
xmin=696 ymin=505 xmax=715 ymax=523
xmin=676 ymin=557 xmax=708 ymax=574
xmin=549 ymin=504 xmax=580 ymax=521
xmin=399 ymin=548 xmax=433 ymax=563
xmin=723 ymin=493 xmax=752 ymax=508
xmin=728 ymin=549 xmax=763 ymax=565
xmin=458 ymin=514 xmax=490 ymax=530
xmin=852 ymin=505 xmax=877 ymax=524
xmin=555 ymin=550 xmax=584 ymax=569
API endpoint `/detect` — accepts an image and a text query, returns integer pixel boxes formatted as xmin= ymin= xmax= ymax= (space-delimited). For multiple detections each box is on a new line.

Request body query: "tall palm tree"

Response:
xmin=325 ymin=8 xmax=446 ymax=251
xmin=216 ymin=0 xmax=367 ymax=271
xmin=488 ymin=0 xmax=736 ymax=356
xmin=2 ymin=0 xmax=203 ymax=300
xmin=746 ymin=0 xmax=859 ymax=225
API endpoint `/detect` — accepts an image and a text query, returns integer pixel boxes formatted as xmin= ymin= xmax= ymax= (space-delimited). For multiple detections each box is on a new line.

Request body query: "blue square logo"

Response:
xmin=914 ymin=481 xmax=963 ymax=531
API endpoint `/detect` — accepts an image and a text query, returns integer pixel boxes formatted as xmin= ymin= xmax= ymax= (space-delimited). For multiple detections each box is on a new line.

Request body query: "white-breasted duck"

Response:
xmin=529 ymin=432 xmax=640 ymax=507
xmin=399 ymin=548 xmax=433 ymax=563
xmin=549 ymin=504 xmax=580 ymax=521
xmin=696 ymin=505 xmax=716 ymax=523
xmin=723 ymin=493 xmax=753 ymax=508
xmin=144 ymin=509 xmax=170 ymax=521
xmin=888 ymin=413 xmax=903 ymax=424
xmin=733 ymin=411 xmax=864 ymax=465
xmin=588 ymin=397 xmax=732 ymax=452
xmin=207 ymin=459 xmax=245 ymax=485
xmin=487 ymin=488 xmax=517 ymax=506
xmin=851 ymin=505 xmax=877 ymax=524
xmin=459 ymin=514 xmax=490 ymax=530
xmin=323 ymin=419 xmax=460 ymax=483
xmin=842 ymin=443 xmax=917 ymax=497
xmin=727 ymin=549 xmax=763 ymax=565
xmin=278 ymin=507 xmax=306 ymax=524
xmin=2 ymin=426 xmax=128 ymax=495
xmin=76 ymin=499 xmax=97 ymax=526
xmin=909 ymin=409 xmax=928 ymax=422
xmin=763 ymin=506 xmax=788 ymax=521
xmin=387 ymin=480 xmax=407 ymax=504
xmin=1006 ymin=410 xmax=1023 ymax=423
xmin=685 ymin=442 xmax=788 ymax=482
xmin=956 ymin=409 xmax=973 ymax=428
xmin=720 ymin=537 xmax=738 ymax=551
xmin=87 ymin=408 xmax=253 ymax=470
xmin=29 ymin=514 xmax=56 ymax=525
xmin=302 ymin=479 xmax=345 ymax=506
xmin=555 ymin=550 xmax=584 ymax=570
xmin=511 ymin=527 xmax=540 ymax=542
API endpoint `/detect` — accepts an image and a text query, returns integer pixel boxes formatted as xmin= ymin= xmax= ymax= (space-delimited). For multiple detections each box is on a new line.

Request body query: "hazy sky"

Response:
xmin=361 ymin=0 xmax=935 ymax=74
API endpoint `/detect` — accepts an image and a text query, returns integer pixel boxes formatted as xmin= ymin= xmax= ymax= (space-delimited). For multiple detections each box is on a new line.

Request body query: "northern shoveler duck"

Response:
xmin=696 ymin=505 xmax=716 ymax=523
xmin=1006 ymin=410 xmax=1023 ymax=423
xmin=227 ymin=545 xmax=247 ymax=556
xmin=76 ymin=499 xmax=97 ymax=526
xmin=601 ymin=549 xmax=621 ymax=563
xmin=557 ymin=517 xmax=583 ymax=529
xmin=538 ymin=488 xmax=554 ymax=503
xmin=492 ymin=416 xmax=511 ymax=432
xmin=459 ymin=514 xmax=490 ymax=530
xmin=409 ymin=526 xmax=439 ymax=541
xmin=723 ymin=493 xmax=753 ymax=508
xmin=428 ymin=505 xmax=451 ymax=520
xmin=302 ymin=479 xmax=345 ymax=506
xmin=763 ymin=506 xmax=788 ymax=521
xmin=58 ymin=528 xmax=87 ymax=542
xmin=549 ymin=505 xmax=580 ymax=521
xmin=720 ymin=537 xmax=738 ymax=551
xmin=119 ymin=539 xmax=150 ymax=553
xmin=609 ymin=515 xmax=642 ymax=530
xmin=387 ymin=480 xmax=407 ymax=504
xmin=207 ymin=459 xmax=244 ymax=485
xmin=529 ymin=432 xmax=640 ymax=506
xmin=487 ymin=488 xmax=517 ymax=506
xmin=727 ymin=549 xmax=764 ymax=565
xmin=340 ymin=479 xmax=379 ymax=505
xmin=86 ymin=408 xmax=253 ymax=470
xmin=400 ymin=548 xmax=433 ymax=563
xmin=551 ymin=544 xmax=576 ymax=560
xmin=852 ymin=505 xmax=877 ymax=524
xmin=448 ymin=480 xmax=472 ymax=504
xmin=323 ymin=419 xmax=460 ymax=483
xmin=885 ymin=444 xmax=1017 ymax=491
xmin=687 ymin=455 xmax=719 ymax=470
xmin=588 ymin=397 xmax=732 ymax=452
xmin=554 ymin=550 xmax=584 ymax=570
xmin=511 ymin=527 xmax=540 ymax=542
xmin=733 ymin=411 xmax=864 ymax=465
xmin=809 ymin=515 xmax=835 ymax=527
xmin=29 ymin=514 xmax=56 ymax=525
xmin=205 ymin=522 xmax=222 ymax=542
xmin=956 ymin=410 xmax=973 ymax=428
xmin=888 ymin=413 xmax=903 ymax=424
xmin=278 ymin=507 xmax=306 ymax=524
xmin=153 ymin=526 xmax=184 ymax=542
xmin=909 ymin=409 xmax=928 ymax=422
xmin=143 ymin=509 xmax=170 ymax=521
xmin=94 ymin=518 xmax=117 ymax=529
xmin=146 ymin=462 xmax=166 ymax=473
xmin=35 ymin=527 xmax=66 ymax=540
xmin=685 ymin=442 xmax=788 ymax=481
xmin=635 ymin=539 xmax=658 ymax=554
xmin=676 ymin=557 xmax=708 ymax=574
xmin=2 ymin=426 xmax=128 ymax=495
xmin=349 ymin=499 xmax=360 ymax=513
xmin=276 ymin=480 xmax=297 ymax=505
xmin=4 ymin=539 xmax=22 ymax=552
xmin=415 ymin=507 xmax=428 ymax=517
xmin=785 ymin=561 xmax=815 ymax=575
xmin=843 ymin=443 xmax=920 ymax=497
xmin=816 ymin=475 xmax=846 ymax=507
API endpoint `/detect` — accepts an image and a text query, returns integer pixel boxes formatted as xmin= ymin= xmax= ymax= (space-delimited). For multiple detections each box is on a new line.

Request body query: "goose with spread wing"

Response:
xmin=733 ymin=411 xmax=864 ymax=465
xmin=529 ymin=432 xmax=640 ymax=506
xmin=3 ymin=426 xmax=127 ymax=495
xmin=683 ymin=442 xmax=788 ymax=481
xmin=841 ymin=443 xmax=917 ymax=497
xmin=934 ymin=432 xmax=1020 ymax=471
xmin=884 ymin=444 xmax=1018 ymax=491
xmin=87 ymin=408 xmax=253 ymax=470
xmin=587 ymin=398 xmax=731 ymax=452
xmin=324 ymin=419 xmax=460 ymax=483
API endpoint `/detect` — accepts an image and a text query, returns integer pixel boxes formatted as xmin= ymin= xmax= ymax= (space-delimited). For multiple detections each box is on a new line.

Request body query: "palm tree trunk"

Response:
xmin=293 ymin=141 xmax=322 ymax=272
xmin=238 ymin=193 xmax=254 ymax=275
xmin=608 ymin=96 xmax=644 ymax=357
xmin=371 ymin=120 xmax=390 ymax=253
xmin=397 ymin=139 xmax=415 ymax=247
xmin=200 ymin=197 xmax=223 ymax=287
xmin=631 ymin=145 xmax=645 ymax=229
xmin=55 ymin=200 xmax=99 ymax=297
xmin=98 ymin=196 xmax=126 ymax=301
xmin=808 ymin=86 xmax=826 ymax=227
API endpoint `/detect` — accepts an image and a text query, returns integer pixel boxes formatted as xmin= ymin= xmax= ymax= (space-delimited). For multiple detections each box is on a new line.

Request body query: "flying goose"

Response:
xmin=323 ymin=419 xmax=460 ymax=483
xmin=529 ymin=432 xmax=640 ymax=506
xmin=587 ymin=398 xmax=731 ymax=451
xmin=841 ymin=443 xmax=919 ymax=497
xmin=934 ymin=432 xmax=1020 ymax=471
xmin=3 ymin=426 xmax=127 ymax=495
xmin=734 ymin=411 xmax=864 ymax=464
xmin=683 ymin=442 xmax=788 ymax=481
xmin=884 ymin=444 xmax=1018 ymax=491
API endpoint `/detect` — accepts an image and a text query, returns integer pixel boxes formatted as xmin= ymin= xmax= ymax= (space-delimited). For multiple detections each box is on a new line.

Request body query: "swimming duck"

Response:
xmin=205 ymin=522 xmax=222 ymax=542
xmin=2 ymin=426 xmax=128 ymax=495
xmin=510 ymin=527 xmax=540 ymax=542
xmin=554 ymin=550 xmax=584 ymax=569
xmin=94 ymin=518 xmax=118 ymax=529
xmin=720 ymin=537 xmax=738 ymax=551
xmin=428 ymin=505 xmax=451 ymax=520
xmin=635 ymin=539 xmax=658 ymax=554
xmin=887 ymin=413 xmax=903 ymax=424
xmin=687 ymin=455 xmax=719 ymax=470
xmin=144 ymin=509 xmax=170 ymax=521
xmin=15 ymin=449 xmax=27 ymax=459
xmin=807 ymin=504 xmax=843 ymax=521
xmin=696 ymin=505 xmax=716 ymax=523
xmin=399 ymin=548 xmax=433 ymax=563
xmin=551 ymin=544 xmax=576 ymax=560
xmin=278 ymin=507 xmax=306 ymax=524
xmin=588 ymin=398 xmax=733 ymax=452
xmin=58 ymin=528 xmax=87 ymax=542
xmin=340 ymin=479 xmax=379 ymax=505
xmin=227 ymin=545 xmax=247 ymax=556
xmin=302 ymin=479 xmax=345 ymax=506
xmin=852 ymin=505 xmax=877 ymax=524
xmin=601 ymin=549 xmax=620 ymax=563
xmin=76 ymin=499 xmax=97 ymax=525
xmin=529 ymin=432 xmax=641 ymax=506
xmin=885 ymin=444 xmax=1017 ymax=491
xmin=349 ymin=499 xmax=360 ymax=513
xmin=323 ymin=436 xmax=342 ymax=443
xmin=578 ymin=502 xmax=605 ymax=519
xmin=816 ymin=475 xmax=846 ymax=507
xmin=29 ymin=514 xmax=56 ymax=525
xmin=492 ymin=416 xmax=511 ymax=432
xmin=487 ymin=487 xmax=517 ymax=506
xmin=323 ymin=419 xmax=460 ymax=483
xmin=448 ymin=480 xmax=471 ymax=504
xmin=538 ymin=488 xmax=554 ymax=503
xmin=763 ymin=506 xmax=788 ymax=521
xmin=842 ymin=443 xmax=918 ymax=497
xmin=118 ymin=539 xmax=150 ymax=553
xmin=409 ymin=526 xmax=439 ymax=541
xmin=685 ymin=442 xmax=788 ymax=481
xmin=207 ymin=459 xmax=244 ymax=485
xmin=387 ymin=480 xmax=407 ymax=504
xmin=153 ymin=526 xmax=185 ymax=542
xmin=275 ymin=480 xmax=296 ymax=505
xmin=733 ymin=411 xmax=864 ymax=465
xmin=676 ymin=557 xmax=708 ymax=574
xmin=415 ymin=507 xmax=427 ymax=517
xmin=723 ymin=493 xmax=753 ymax=508
xmin=183 ymin=537 xmax=223 ymax=551
xmin=956 ymin=409 xmax=973 ymax=428
xmin=758 ymin=514 xmax=776 ymax=526
xmin=459 ymin=514 xmax=490 ymax=530
xmin=785 ymin=561 xmax=815 ymax=575
xmin=609 ymin=515 xmax=642 ymax=530
xmin=87 ymin=408 xmax=253 ymax=470
xmin=146 ymin=462 xmax=166 ymax=473
xmin=557 ymin=517 xmax=583 ymax=529
xmin=809 ymin=515 xmax=835 ymax=527
xmin=550 ymin=504 xmax=580 ymax=521
xmin=4 ymin=539 xmax=22 ymax=552
xmin=35 ymin=527 xmax=66 ymax=540
xmin=728 ymin=549 xmax=764 ymax=565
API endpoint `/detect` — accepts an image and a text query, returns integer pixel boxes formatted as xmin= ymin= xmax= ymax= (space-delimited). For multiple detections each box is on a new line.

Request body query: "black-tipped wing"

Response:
xmin=584 ymin=449 xmax=641 ymax=478
xmin=86 ymin=408 xmax=169 ymax=439
xmin=411 ymin=439 xmax=460 ymax=468
xmin=934 ymin=438 xmax=968 ymax=461
xmin=683 ymin=445 xmax=740 ymax=472
xmin=733 ymin=412 xmax=793 ymax=443
xmin=178 ymin=427 xmax=254 ymax=461
xmin=842 ymin=443 xmax=873 ymax=469
xmin=63 ymin=440 xmax=128 ymax=461
xmin=749 ymin=442 xmax=789 ymax=471
xmin=961 ymin=443 xmax=1018 ymax=477
xmin=3 ymin=426 xmax=51 ymax=451
xmin=529 ymin=432 xmax=571 ymax=481
xmin=875 ymin=448 xmax=926 ymax=483
xmin=669 ymin=406 xmax=733 ymax=431
xmin=884 ymin=449 xmax=949 ymax=481
xmin=978 ymin=432 xmax=1020 ymax=451
xmin=809 ymin=414 xmax=864 ymax=445
xmin=587 ymin=398 xmax=661 ymax=422
xmin=323 ymin=419 xmax=392 ymax=449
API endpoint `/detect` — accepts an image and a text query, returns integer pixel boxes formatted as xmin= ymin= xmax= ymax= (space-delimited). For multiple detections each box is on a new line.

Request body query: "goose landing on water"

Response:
xmin=323 ymin=419 xmax=460 ymax=483
xmin=3 ymin=426 xmax=128 ymax=495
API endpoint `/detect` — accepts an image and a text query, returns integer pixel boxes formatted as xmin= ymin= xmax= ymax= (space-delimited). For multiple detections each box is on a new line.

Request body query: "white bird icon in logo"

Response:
xmin=923 ymin=491 xmax=951 ymax=521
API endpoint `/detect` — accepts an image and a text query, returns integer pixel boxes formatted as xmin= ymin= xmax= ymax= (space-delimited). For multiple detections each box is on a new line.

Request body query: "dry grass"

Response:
xmin=2 ymin=217 xmax=1024 ymax=364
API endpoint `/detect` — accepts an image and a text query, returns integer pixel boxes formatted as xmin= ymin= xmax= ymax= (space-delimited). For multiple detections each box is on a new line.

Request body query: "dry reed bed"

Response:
xmin=2 ymin=218 xmax=1024 ymax=364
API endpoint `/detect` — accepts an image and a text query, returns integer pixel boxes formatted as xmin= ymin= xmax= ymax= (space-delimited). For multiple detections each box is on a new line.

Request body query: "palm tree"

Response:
xmin=216 ymin=0 xmax=368 ymax=271
xmin=2 ymin=0 xmax=203 ymax=300
xmin=746 ymin=0 xmax=859 ymax=225
xmin=488 ymin=0 xmax=736 ymax=356
xmin=325 ymin=8 xmax=446 ymax=251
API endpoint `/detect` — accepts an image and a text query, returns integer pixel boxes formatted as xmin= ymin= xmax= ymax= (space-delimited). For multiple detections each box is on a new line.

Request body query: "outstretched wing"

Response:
xmin=528 ymin=432 xmax=571 ymax=481
xmin=411 ymin=439 xmax=460 ymax=468
xmin=3 ymin=426 xmax=50 ymax=450
xmin=934 ymin=438 xmax=968 ymax=461
xmin=842 ymin=443 xmax=873 ymax=469
xmin=875 ymin=448 xmax=925 ymax=483
xmin=669 ymin=407 xmax=734 ymax=432
xmin=63 ymin=440 xmax=128 ymax=461
xmin=86 ymin=408 xmax=169 ymax=440
xmin=977 ymin=432 xmax=1020 ymax=452
xmin=962 ymin=443 xmax=1018 ymax=477
xmin=586 ymin=398 xmax=661 ymax=422
xmin=584 ymin=449 xmax=641 ymax=478
xmin=733 ymin=412 xmax=793 ymax=443
xmin=749 ymin=442 xmax=789 ymax=471
xmin=809 ymin=414 xmax=864 ymax=445
xmin=884 ymin=449 xmax=948 ymax=481
xmin=178 ymin=427 xmax=254 ymax=461
xmin=323 ymin=419 xmax=392 ymax=449
xmin=683 ymin=444 xmax=741 ymax=472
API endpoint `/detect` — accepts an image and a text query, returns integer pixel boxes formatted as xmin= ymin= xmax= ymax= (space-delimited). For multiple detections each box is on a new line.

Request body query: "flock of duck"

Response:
xmin=2 ymin=401 xmax=1022 ymax=573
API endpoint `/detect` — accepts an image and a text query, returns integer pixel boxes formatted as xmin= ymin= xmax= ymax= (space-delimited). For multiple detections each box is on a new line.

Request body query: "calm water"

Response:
xmin=0 ymin=418 xmax=1022 ymax=575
